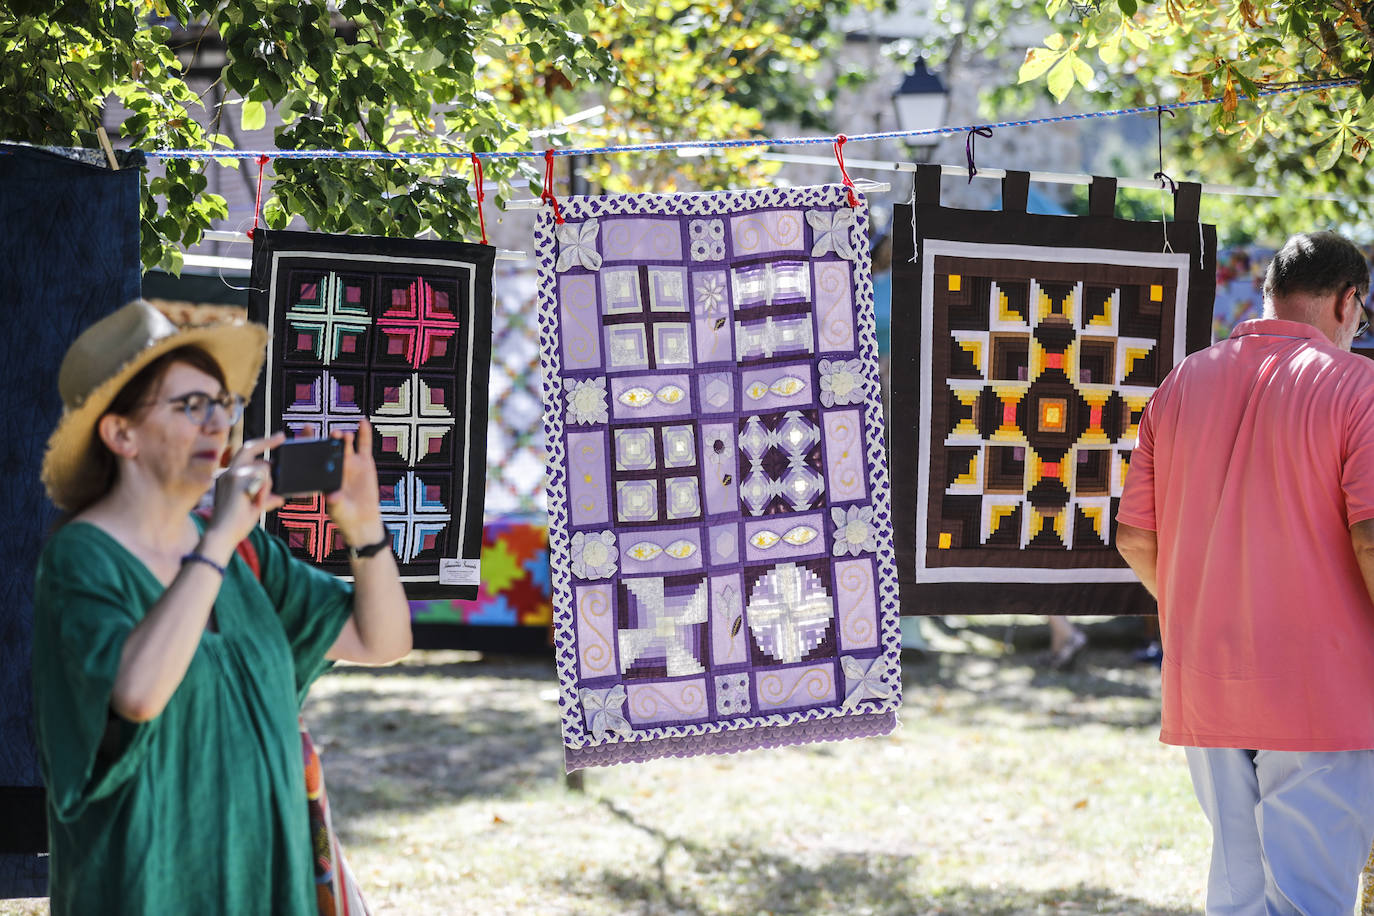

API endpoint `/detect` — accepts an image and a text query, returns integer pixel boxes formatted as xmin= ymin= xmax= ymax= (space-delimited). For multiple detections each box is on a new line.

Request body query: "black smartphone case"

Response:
xmin=270 ymin=438 xmax=344 ymax=497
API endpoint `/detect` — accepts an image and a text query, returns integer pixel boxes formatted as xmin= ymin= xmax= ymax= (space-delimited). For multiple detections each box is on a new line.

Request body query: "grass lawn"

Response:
xmin=2 ymin=623 xmax=1208 ymax=915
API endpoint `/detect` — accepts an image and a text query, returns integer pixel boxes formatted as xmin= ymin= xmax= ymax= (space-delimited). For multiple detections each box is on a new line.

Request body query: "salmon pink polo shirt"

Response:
xmin=1118 ymin=318 xmax=1374 ymax=751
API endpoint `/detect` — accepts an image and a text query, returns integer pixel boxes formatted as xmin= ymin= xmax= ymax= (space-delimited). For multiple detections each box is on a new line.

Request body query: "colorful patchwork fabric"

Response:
xmin=409 ymin=517 xmax=553 ymax=627
xmin=888 ymin=169 xmax=1214 ymax=615
xmin=248 ymin=230 xmax=494 ymax=599
xmin=537 ymin=186 xmax=902 ymax=770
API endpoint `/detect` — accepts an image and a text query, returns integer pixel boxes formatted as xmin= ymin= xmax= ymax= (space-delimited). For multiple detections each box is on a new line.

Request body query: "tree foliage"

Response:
xmin=912 ymin=0 xmax=1374 ymax=239
xmin=1 ymin=0 xmax=616 ymax=271
xmin=0 ymin=0 xmax=865 ymax=272
xmin=564 ymin=0 xmax=849 ymax=194
xmin=1019 ymin=0 xmax=1374 ymax=237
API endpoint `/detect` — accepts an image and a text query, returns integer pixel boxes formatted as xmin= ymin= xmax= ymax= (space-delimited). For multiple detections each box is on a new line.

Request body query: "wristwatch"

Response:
xmin=347 ymin=526 xmax=391 ymax=561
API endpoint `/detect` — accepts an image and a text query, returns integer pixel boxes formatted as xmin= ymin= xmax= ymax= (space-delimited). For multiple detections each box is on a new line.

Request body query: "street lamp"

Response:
xmin=892 ymin=58 xmax=950 ymax=160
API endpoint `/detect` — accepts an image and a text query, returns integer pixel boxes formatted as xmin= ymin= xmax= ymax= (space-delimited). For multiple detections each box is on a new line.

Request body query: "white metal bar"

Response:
xmin=182 ymin=253 xmax=251 ymax=272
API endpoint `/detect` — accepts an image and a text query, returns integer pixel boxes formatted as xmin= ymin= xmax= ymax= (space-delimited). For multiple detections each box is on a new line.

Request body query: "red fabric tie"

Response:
xmin=540 ymin=149 xmax=564 ymax=224
xmin=248 ymin=154 xmax=270 ymax=238
xmin=833 ymin=135 xmax=858 ymax=208
xmin=470 ymin=152 xmax=488 ymax=245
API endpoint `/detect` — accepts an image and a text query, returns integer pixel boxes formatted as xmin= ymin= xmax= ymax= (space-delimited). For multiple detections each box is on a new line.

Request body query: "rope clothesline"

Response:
xmin=148 ymin=78 xmax=1361 ymax=162
xmin=751 ymin=152 xmax=1365 ymax=204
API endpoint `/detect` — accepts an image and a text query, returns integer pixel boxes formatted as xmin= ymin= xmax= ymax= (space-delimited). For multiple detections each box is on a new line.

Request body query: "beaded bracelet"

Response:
xmin=181 ymin=552 xmax=226 ymax=577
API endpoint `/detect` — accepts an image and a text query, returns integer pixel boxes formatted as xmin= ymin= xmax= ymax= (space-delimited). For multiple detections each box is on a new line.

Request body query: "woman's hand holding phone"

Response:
xmin=324 ymin=419 xmax=386 ymax=550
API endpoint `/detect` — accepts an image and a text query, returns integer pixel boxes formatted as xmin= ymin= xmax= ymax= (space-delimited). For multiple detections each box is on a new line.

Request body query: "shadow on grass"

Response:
xmin=332 ymin=651 xmax=559 ymax=682
xmin=304 ymin=683 xmax=567 ymax=817
xmin=901 ymin=651 xmax=1162 ymax=731
xmin=571 ymin=797 xmax=1192 ymax=916
xmin=307 ymin=649 xmax=1159 ymax=824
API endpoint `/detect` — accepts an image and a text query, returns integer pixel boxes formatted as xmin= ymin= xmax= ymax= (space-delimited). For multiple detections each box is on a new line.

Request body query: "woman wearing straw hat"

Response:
xmin=30 ymin=300 xmax=411 ymax=915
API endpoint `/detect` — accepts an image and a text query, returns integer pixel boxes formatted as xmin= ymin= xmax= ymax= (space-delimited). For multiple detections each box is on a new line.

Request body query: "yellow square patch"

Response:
xmin=938 ymin=532 xmax=952 ymax=549
xmin=948 ymin=274 xmax=962 ymax=292
xmin=1150 ymin=284 xmax=1163 ymax=302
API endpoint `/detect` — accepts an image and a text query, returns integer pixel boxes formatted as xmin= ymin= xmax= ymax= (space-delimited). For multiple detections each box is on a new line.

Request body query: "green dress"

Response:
xmin=31 ymin=517 xmax=354 ymax=916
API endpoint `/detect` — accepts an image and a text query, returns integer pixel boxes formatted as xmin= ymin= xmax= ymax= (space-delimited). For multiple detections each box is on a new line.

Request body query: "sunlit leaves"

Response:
xmin=0 ymin=0 xmax=625 ymax=271
xmin=491 ymin=0 xmax=865 ymax=193
xmin=1019 ymin=33 xmax=1093 ymax=102
xmin=1314 ymin=107 xmax=1370 ymax=170
xmin=4 ymin=0 xmax=864 ymax=266
xmin=924 ymin=0 xmax=1374 ymax=238
xmin=240 ymin=99 xmax=266 ymax=132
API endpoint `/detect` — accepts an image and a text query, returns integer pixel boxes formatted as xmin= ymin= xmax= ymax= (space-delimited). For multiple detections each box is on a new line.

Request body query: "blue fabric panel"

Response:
xmin=0 ymin=143 xmax=143 ymax=896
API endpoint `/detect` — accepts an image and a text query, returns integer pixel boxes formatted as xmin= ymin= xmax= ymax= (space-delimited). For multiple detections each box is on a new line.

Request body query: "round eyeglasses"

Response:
xmin=165 ymin=391 xmax=245 ymax=428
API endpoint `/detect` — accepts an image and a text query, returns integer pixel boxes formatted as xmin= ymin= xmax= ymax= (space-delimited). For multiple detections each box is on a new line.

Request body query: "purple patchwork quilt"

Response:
xmin=537 ymin=186 xmax=902 ymax=770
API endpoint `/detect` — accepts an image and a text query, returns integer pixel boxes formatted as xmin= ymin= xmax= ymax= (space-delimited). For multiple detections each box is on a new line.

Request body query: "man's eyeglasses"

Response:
xmin=165 ymin=391 xmax=245 ymax=428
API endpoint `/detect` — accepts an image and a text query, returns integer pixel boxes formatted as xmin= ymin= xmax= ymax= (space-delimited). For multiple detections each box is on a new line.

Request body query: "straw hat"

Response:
xmin=41 ymin=299 xmax=269 ymax=511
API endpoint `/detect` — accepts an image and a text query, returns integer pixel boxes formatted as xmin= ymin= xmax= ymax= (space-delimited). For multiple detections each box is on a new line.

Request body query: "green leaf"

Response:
xmin=1070 ymin=53 xmax=1093 ymax=87
xmin=1314 ymin=132 xmax=1344 ymax=171
xmin=1046 ymin=57 xmax=1075 ymax=102
xmin=1117 ymin=0 xmax=1137 ymax=15
xmin=241 ymin=98 xmax=267 ymax=131
xmin=159 ymin=246 xmax=184 ymax=276
xmin=1018 ymin=47 xmax=1060 ymax=83
xmin=1234 ymin=121 xmax=1262 ymax=153
xmin=263 ymin=196 xmax=288 ymax=229
xmin=1124 ymin=26 xmax=1150 ymax=51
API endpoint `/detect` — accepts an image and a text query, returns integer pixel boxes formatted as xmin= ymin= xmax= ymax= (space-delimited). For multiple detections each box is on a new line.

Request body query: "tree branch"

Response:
xmin=1332 ymin=0 xmax=1374 ymax=69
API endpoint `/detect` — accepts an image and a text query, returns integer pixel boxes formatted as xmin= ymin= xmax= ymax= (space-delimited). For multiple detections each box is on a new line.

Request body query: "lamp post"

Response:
xmin=892 ymin=58 xmax=950 ymax=163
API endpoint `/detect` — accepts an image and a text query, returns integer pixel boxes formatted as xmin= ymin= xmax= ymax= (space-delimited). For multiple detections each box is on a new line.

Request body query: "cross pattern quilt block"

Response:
xmin=537 ymin=186 xmax=902 ymax=770
xmin=248 ymin=230 xmax=494 ymax=600
xmin=889 ymin=169 xmax=1214 ymax=615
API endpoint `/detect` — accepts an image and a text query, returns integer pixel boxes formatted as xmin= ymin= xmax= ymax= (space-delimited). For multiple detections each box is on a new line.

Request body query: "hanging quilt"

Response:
xmin=248 ymin=230 xmax=494 ymax=600
xmin=1 ymin=143 xmax=144 ymax=897
xmin=409 ymin=515 xmax=553 ymax=652
xmin=484 ymin=264 xmax=550 ymax=516
xmin=538 ymin=185 xmax=903 ymax=770
xmin=888 ymin=167 xmax=1214 ymax=616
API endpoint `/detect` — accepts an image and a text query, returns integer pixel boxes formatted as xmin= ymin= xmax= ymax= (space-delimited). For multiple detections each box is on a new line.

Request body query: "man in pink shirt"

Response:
xmin=1117 ymin=231 xmax=1374 ymax=914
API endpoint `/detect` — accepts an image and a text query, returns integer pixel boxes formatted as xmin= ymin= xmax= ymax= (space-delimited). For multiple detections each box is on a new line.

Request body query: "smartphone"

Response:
xmin=270 ymin=437 xmax=345 ymax=497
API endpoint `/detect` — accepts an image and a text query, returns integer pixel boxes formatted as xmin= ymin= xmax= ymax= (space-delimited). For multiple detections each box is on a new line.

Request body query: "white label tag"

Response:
xmin=439 ymin=557 xmax=481 ymax=587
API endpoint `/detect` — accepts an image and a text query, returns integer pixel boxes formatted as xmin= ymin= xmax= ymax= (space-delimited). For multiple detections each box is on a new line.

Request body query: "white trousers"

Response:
xmin=1186 ymin=746 xmax=1374 ymax=915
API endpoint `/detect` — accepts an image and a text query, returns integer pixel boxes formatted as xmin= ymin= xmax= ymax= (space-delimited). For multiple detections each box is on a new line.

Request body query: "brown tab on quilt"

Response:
xmin=915 ymin=163 xmax=942 ymax=208
xmin=1174 ymin=182 xmax=1202 ymax=223
xmin=1088 ymin=176 xmax=1117 ymax=218
xmin=1002 ymin=171 xmax=1030 ymax=213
